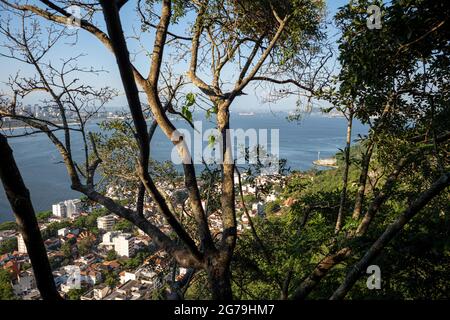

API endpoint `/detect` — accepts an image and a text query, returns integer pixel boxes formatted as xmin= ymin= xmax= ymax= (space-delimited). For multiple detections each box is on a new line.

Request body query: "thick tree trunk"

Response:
xmin=352 ymin=141 xmax=374 ymax=219
xmin=330 ymin=171 xmax=450 ymax=300
xmin=0 ymin=134 xmax=61 ymax=300
xmin=205 ymin=100 xmax=236 ymax=301
xmin=217 ymin=102 xmax=237 ymax=253
xmin=206 ymin=256 xmax=233 ymax=300
xmin=335 ymin=112 xmax=353 ymax=233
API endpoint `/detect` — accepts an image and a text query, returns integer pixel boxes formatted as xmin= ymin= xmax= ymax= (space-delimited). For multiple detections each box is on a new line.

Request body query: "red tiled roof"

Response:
xmin=3 ymin=260 xmax=20 ymax=276
xmin=0 ymin=253 xmax=10 ymax=261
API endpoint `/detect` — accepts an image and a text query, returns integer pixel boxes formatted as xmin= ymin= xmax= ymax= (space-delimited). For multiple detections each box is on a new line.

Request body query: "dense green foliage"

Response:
xmin=66 ymin=288 xmax=86 ymax=300
xmin=103 ymin=271 xmax=120 ymax=289
xmin=73 ymin=208 xmax=108 ymax=234
xmin=232 ymin=144 xmax=449 ymax=299
xmin=120 ymin=250 xmax=152 ymax=270
xmin=113 ymin=219 xmax=134 ymax=233
xmin=36 ymin=211 xmax=52 ymax=222
xmin=0 ymin=237 xmax=17 ymax=255
xmin=41 ymin=221 xmax=71 ymax=239
xmin=106 ymin=250 xmax=117 ymax=261
xmin=0 ymin=269 xmax=15 ymax=300
xmin=77 ymin=238 xmax=95 ymax=257
xmin=0 ymin=221 xmax=16 ymax=231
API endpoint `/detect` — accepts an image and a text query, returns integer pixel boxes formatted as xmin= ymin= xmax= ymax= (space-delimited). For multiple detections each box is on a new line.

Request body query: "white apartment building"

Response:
xmin=17 ymin=233 xmax=27 ymax=254
xmin=97 ymin=214 xmax=116 ymax=231
xmin=52 ymin=199 xmax=83 ymax=219
xmin=65 ymin=199 xmax=83 ymax=217
xmin=119 ymin=271 xmax=137 ymax=284
xmin=52 ymin=202 xmax=67 ymax=218
xmin=80 ymin=284 xmax=111 ymax=301
xmin=100 ymin=231 xmax=135 ymax=258
xmin=60 ymin=265 xmax=81 ymax=293
xmin=113 ymin=233 xmax=135 ymax=258
xmin=101 ymin=231 xmax=120 ymax=250
xmin=57 ymin=228 xmax=70 ymax=237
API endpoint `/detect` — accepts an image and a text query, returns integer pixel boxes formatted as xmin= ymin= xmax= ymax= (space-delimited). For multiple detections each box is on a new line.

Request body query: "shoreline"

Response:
xmin=1 ymin=122 xmax=82 ymax=131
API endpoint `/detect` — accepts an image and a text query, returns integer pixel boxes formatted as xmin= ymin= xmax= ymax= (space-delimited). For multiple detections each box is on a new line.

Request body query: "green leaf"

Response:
xmin=186 ymin=93 xmax=196 ymax=107
xmin=208 ymin=134 xmax=216 ymax=148
xmin=182 ymin=105 xmax=193 ymax=122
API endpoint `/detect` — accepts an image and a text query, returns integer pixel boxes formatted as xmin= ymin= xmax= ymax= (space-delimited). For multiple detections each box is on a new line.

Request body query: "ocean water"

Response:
xmin=0 ymin=112 xmax=367 ymax=222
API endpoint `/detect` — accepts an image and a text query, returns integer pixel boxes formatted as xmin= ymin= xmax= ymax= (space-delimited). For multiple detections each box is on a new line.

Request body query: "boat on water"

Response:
xmin=313 ymin=158 xmax=338 ymax=168
xmin=238 ymin=112 xmax=255 ymax=116
xmin=313 ymin=151 xmax=338 ymax=168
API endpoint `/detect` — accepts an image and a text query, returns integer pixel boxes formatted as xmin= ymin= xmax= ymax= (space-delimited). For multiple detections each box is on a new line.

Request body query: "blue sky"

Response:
xmin=0 ymin=0 xmax=350 ymax=113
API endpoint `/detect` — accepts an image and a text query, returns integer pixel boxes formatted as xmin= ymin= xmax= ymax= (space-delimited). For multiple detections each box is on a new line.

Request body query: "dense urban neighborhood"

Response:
xmin=0 ymin=173 xmax=287 ymax=300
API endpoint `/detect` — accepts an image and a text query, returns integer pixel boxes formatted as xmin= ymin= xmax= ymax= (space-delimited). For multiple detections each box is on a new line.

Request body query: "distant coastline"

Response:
xmin=0 ymin=114 xmax=368 ymax=222
xmin=1 ymin=120 xmax=82 ymax=130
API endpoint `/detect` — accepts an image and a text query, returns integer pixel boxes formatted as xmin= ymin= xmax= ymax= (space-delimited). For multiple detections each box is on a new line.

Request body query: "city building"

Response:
xmin=52 ymin=199 xmax=83 ymax=219
xmin=65 ymin=199 xmax=83 ymax=218
xmin=119 ymin=271 xmax=137 ymax=284
xmin=101 ymin=231 xmax=121 ymax=250
xmin=134 ymin=267 xmax=157 ymax=285
xmin=81 ymin=284 xmax=111 ymax=300
xmin=97 ymin=214 xmax=116 ymax=231
xmin=44 ymin=238 xmax=61 ymax=251
xmin=100 ymin=232 xmax=135 ymax=258
xmin=103 ymin=280 xmax=151 ymax=300
xmin=60 ymin=265 xmax=81 ymax=293
xmin=76 ymin=253 xmax=97 ymax=265
xmin=52 ymin=202 xmax=67 ymax=218
xmin=17 ymin=233 xmax=27 ymax=254
xmin=113 ymin=233 xmax=135 ymax=258
xmin=58 ymin=228 xmax=70 ymax=237
xmin=81 ymin=270 xmax=102 ymax=286
xmin=12 ymin=270 xmax=36 ymax=296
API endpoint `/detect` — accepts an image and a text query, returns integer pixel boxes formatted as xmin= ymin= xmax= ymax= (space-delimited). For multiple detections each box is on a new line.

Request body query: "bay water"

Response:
xmin=0 ymin=112 xmax=367 ymax=222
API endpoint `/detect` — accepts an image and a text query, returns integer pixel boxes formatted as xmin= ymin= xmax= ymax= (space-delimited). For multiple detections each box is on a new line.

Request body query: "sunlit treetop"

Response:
xmin=143 ymin=0 xmax=326 ymax=65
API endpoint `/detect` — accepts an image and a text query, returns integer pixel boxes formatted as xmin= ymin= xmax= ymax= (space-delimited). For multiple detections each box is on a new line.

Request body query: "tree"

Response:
xmin=231 ymin=0 xmax=450 ymax=300
xmin=0 ymin=269 xmax=16 ymax=300
xmin=61 ymin=242 xmax=72 ymax=259
xmin=42 ymin=221 xmax=71 ymax=239
xmin=331 ymin=172 xmax=450 ymax=299
xmin=77 ymin=238 xmax=94 ymax=256
xmin=0 ymin=237 xmax=17 ymax=255
xmin=0 ymin=0 xmax=327 ymax=299
xmin=104 ymin=272 xmax=119 ymax=289
xmin=106 ymin=250 xmax=117 ymax=261
xmin=0 ymin=221 xmax=17 ymax=231
xmin=36 ymin=211 xmax=52 ymax=222
xmin=113 ymin=219 xmax=134 ymax=233
xmin=66 ymin=288 xmax=85 ymax=300
xmin=0 ymin=133 xmax=61 ymax=300
xmin=291 ymin=0 xmax=450 ymax=299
